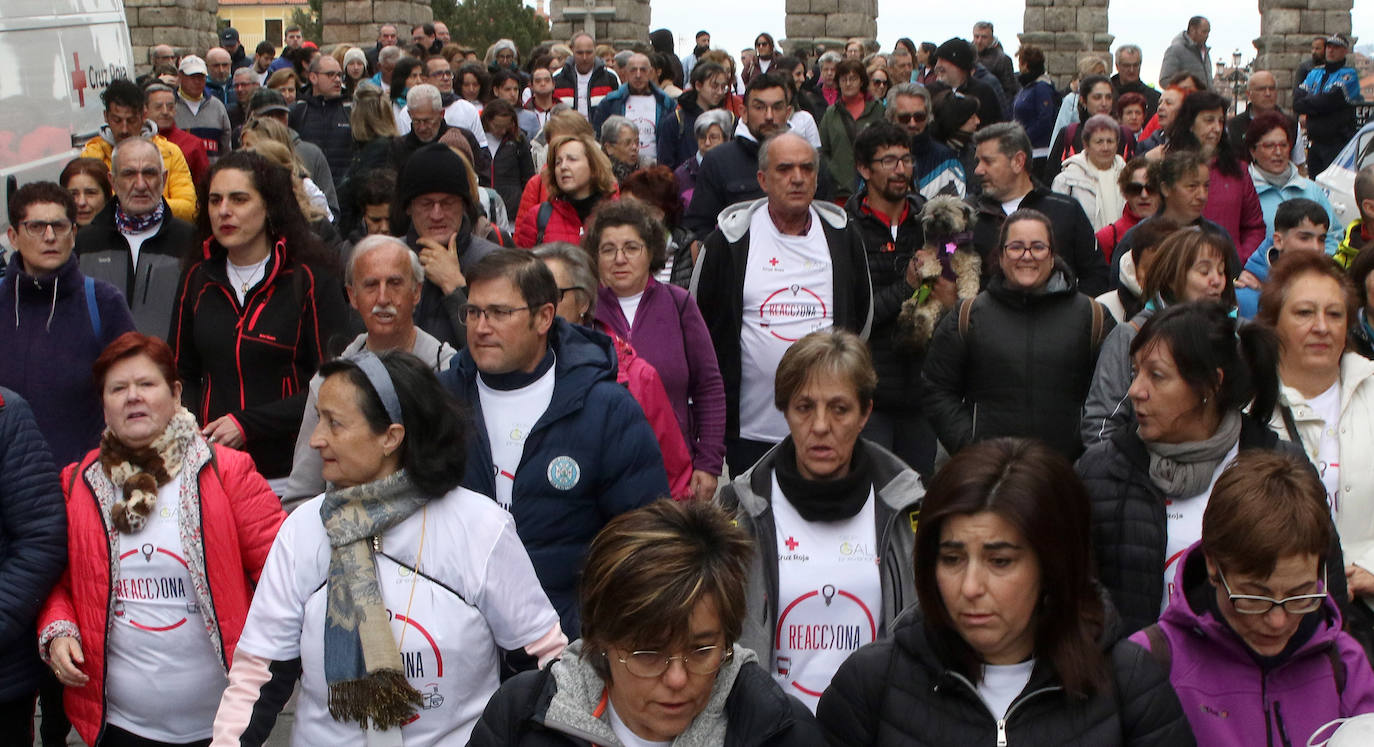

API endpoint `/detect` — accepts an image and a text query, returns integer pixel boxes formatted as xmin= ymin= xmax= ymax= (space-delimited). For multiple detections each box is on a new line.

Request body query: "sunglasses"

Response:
xmin=893 ymin=111 xmax=929 ymax=124
xmin=1122 ymin=182 xmax=1151 ymax=197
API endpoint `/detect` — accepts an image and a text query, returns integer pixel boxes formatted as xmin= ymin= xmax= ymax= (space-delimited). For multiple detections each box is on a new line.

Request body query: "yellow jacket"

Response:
xmin=81 ymin=131 xmax=197 ymax=223
xmin=1336 ymin=218 xmax=1369 ymax=270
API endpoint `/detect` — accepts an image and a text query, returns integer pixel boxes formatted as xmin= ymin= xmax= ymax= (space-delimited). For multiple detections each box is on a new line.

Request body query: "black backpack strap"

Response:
xmin=1327 ymin=644 xmax=1347 ymax=694
xmin=1142 ymin=624 xmax=1172 ymax=674
xmin=1280 ymin=404 xmax=1302 ymax=444
xmin=535 ymin=201 xmax=554 ymax=244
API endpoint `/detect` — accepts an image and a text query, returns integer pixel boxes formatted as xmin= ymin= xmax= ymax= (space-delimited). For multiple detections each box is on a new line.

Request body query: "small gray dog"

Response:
xmin=896 ymin=195 xmax=981 ymax=351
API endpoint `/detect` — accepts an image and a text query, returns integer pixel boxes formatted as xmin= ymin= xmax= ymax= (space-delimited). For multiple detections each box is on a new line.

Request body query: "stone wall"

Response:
xmin=783 ymin=0 xmax=877 ymax=52
xmin=1018 ymin=0 xmax=1113 ymax=88
xmin=320 ymin=0 xmax=432 ymax=48
xmin=1254 ymin=0 xmax=1354 ymax=108
xmin=126 ymin=0 xmax=221 ymax=74
xmin=548 ymin=0 xmax=650 ymax=48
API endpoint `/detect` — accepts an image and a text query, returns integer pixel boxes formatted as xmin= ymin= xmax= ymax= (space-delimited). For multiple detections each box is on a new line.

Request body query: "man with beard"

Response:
xmin=846 ymin=121 xmax=940 ymax=477
xmin=682 ymin=30 xmax=711 ymax=82
xmin=1295 ymin=36 xmax=1326 ymax=97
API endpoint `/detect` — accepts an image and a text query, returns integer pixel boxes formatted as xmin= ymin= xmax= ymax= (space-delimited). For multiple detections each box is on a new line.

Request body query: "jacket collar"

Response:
xmin=454 ymin=318 xmax=618 ymax=423
xmin=727 ymin=437 xmax=923 ymax=520
xmin=716 ymin=197 xmax=849 ymax=244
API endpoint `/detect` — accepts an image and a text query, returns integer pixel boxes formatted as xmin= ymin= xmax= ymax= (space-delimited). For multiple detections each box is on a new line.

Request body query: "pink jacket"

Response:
xmin=605 ymin=331 xmax=694 ymax=499
xmin=38 ymin=439 xmax=284 ymax=745
xmin=1202 ymin=159 xmax=1267 ymax=264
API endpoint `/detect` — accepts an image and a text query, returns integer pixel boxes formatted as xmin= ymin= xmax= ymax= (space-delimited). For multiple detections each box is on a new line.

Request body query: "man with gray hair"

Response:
xmin=74 ymin=137 xmax=195 ymax=334
xmin=887 ymin=82 xmax=965 ymax=199
xmin=692 ymin=131 xmax=873 ymax=471
xmin=968 ymin=122 xmax=1108 ymax=294
xmin=389 ymin=83 xmax=450 ymax=173
xmin=204 ymin=47 xmax=234 ymax=107
xmin=593 ymin=52 xmax=676 ymax=164
xmin=282 ymin=234 xmax=456 ymax=508
xmin=1112 ymin=44 xmax=1160 ymax=118
xmin=972 ymin=21 xmax=1018 ymax=101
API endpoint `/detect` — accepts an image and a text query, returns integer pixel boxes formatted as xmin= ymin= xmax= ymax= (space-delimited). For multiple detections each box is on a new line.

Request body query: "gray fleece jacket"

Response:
xmin=717 ymin=438 xmax=924 ymax=668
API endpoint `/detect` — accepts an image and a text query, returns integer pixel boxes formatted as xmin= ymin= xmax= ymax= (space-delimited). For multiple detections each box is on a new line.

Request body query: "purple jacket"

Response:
xmin=1130 ymin=542 xmax=1374 ymax=747
xmin=596 ymin=278 xmax=726 ymax=475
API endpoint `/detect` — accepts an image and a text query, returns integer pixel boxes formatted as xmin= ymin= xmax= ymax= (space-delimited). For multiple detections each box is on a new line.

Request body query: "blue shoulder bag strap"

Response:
xmin=84 ymin=276 xmax=101 ymax=339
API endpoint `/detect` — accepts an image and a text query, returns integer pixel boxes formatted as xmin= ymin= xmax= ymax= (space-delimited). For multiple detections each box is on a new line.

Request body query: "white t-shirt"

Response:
xmin=1001 ymin=194 xmax=1026 ymax=215
xmin=738 ymin=207 xmax=835 ymax=442
xmin=770 ymin=477 xmax=880 ymax=713
xmin=977 ymin=660 xmax=1035 ymax=720
xmin=1162 ymin=442 xmax=1240 ymax=611
xmin=617 ymin=290 xmax=644 ymax=329
xmin=105 ymin=475 xmax=229 ymax=742
xmin=226 ymin=256 xmax=269 ymax=305
xmin=576 ymin=70 xmax=593 ymax=116
xmin=393 ymin=102 xmax=490 ymax=149
xmin=236 ymin=488 xmax=561 ymax=747
xmin=608 ymin=699 xmax=673 ymax=747
xmin=624 ymin=94 xmax=658 ymax=162
xmin=1307 ymin=381 xmax=1343 ymax=516
xmin=477 ymin=362 xmax=557 ymax=511
xmin=123 ymin=221 xmax=160 ymax=271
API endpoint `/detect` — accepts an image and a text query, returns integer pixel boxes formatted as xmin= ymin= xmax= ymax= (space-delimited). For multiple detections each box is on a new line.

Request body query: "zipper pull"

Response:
xmin=996 ymin=718 xmax=1008 ymax=746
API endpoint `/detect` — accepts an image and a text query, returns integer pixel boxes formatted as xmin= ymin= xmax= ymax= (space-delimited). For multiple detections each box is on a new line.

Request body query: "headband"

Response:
xmin=351 ymin=351 xmax=403 ymax=424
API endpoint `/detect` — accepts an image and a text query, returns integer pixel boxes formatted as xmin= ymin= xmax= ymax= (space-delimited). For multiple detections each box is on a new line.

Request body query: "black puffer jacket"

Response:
xmin=845 ymin=190 xmax=926 ymax=413
xmin=922 ymin=264 xmax=1113 ymax=459
xmin=1076 ymin=417 xmax=1349 ymax=636
xmin=970 ymin=184 xmax=1110 ymax=297
xmin=0 ymin=388 xmax=66 ymax=701
xmin=288 ymin=94 xmax=353 ymax=184
xmin=815 ymin=606 xmax=1195 ymax=746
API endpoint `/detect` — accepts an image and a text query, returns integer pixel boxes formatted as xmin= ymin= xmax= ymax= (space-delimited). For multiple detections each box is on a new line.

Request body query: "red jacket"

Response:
xmin=38 ymin=440 xmax=284 ymax=745
xmin=1095 ymin=206 xmax=1145 ymax=264
xmin=160 ymin=123 xmax=211 ymax=189
xmin=513 ymin=188 xmax=619 ymax=249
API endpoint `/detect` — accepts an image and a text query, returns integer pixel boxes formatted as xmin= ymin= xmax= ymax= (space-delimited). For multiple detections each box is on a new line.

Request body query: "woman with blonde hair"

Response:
xmin=517 ymin=109 xmax=598 ymax=220
xmin=265 ymin=69 xmax=300 ymax=106
xmin=514 ymin=132 xmax=617 ymax=247
xmin=341 ymin=83 xmax=397 ymax=196
xmin=240 ymin=135 xmax=330 ymax=223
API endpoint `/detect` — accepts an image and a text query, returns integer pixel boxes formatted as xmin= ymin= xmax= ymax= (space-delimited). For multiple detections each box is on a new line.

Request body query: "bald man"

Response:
xmin=591 ymin=51 xmax=677 ymax=164
xmin=205 ymin=47 xmax=233 ymax=107
xmin=1228 ymin=70 xmax=1297 ymax=156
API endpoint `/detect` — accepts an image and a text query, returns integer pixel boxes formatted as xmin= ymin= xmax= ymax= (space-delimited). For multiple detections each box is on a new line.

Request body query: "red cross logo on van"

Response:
xmin=71 ymin=53 xmax=88 ymax=106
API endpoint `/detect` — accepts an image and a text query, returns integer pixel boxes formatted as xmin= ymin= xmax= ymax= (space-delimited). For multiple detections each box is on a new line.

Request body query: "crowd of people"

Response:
xmin=1 ymin=11 xmax=1373 ymax=746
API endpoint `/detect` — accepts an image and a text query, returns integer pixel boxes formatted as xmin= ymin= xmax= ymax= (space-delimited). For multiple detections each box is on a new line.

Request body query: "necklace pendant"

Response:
xmin=241 ymin=281 xmax=249 ymax=293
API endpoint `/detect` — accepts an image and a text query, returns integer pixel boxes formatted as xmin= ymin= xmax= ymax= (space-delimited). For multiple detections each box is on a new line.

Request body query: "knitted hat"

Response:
xmin=344 ymin=47 xmax=368 ymax=69
xmin=935 ymin=38 xmax=975 ymax=72
xmin=397 ymin=143 xmax=472 ymax=210
xmin=933 ymin=93 xmax=980 ymax=140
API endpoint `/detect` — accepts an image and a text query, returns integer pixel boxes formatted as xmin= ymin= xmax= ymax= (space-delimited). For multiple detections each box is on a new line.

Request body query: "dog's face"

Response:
xmin=920 ymin=195 xmax=976 ymax=241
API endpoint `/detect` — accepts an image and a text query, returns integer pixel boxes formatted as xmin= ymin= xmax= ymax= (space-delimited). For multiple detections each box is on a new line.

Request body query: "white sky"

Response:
xmin=551 ymin=0 xmax=1374 ymax=89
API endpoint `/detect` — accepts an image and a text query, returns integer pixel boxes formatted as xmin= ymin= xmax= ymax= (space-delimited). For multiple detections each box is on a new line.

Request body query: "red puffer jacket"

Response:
xmin=513 ymin=188 xmax=619 ymax=248
xmin=38 ymin=439 xmax=285 ymax=746
xmin=605 ymin=331 xmax=694 ymax=499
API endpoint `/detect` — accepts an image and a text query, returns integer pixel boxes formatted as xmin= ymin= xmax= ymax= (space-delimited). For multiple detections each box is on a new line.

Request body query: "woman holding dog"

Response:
xmin=923 ymin=209 xmax=1115 ymax=459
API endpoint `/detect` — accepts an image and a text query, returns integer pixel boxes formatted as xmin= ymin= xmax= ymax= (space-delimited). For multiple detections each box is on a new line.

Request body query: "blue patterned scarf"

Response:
xmin=114 ymin=200 xmax=165 ymax=235
xmin=319 ymin=469 xmax=428 ymax=729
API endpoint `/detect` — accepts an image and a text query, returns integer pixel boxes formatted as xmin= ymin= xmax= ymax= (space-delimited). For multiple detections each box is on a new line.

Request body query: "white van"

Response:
xmin=0 ymin=0 xmax=135 ymax=240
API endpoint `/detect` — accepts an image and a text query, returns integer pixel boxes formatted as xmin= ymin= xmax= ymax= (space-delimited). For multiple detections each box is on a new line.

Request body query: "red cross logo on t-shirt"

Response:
xmin=785 ymin=536 xmax=799 ymax=551
xmin=769 ymin=257 xmax=779 ymax=267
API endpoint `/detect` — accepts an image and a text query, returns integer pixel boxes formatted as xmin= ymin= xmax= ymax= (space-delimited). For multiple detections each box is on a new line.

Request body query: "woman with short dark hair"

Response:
xmin=585 ymin=198 xmax=725 ymax=501
xmin=471 ymin=499 xmax=824 ymax=745
xmin=1130 ymin=449 xmax=1374 ymax=746
xmin=722 ymin=328 xmax=923 ymax=713
xmin=817 ymin=438 xmax=1193 ymax=745
xmin=214 ymin=351 xmax=565 ymax=744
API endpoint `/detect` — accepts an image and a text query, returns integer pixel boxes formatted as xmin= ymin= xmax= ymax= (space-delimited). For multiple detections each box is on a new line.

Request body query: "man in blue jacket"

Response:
xmin=438 ymin=250 xmax=668 ymax=636
xmin=592 ymin=52 xmax=678 ymax=166
xmin=0 ymin=388 xmax=67 ymax=740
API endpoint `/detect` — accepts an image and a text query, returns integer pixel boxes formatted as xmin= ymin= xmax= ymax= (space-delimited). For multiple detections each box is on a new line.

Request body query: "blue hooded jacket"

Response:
xmin=440 ymin=319 xmax=668 ymax=636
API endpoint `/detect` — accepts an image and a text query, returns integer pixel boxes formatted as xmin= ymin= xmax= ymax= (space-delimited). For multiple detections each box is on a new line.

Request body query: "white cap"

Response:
xmin=178 ymin=55 xmax=207 ymax=76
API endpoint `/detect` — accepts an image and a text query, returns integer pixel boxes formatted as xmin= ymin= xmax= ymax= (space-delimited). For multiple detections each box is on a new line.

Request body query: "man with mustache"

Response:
xmin=282 ymin=235 xmax=457 ymax=508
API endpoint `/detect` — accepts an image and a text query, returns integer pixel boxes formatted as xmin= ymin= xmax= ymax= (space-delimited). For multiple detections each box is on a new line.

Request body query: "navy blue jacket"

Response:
xmin=0 ymin=252 xmax=135 ymax=468
xmin=0 ymin=388 xmax=67 ymax=700
xmin=439 ymin=319 xmax=668 ymax=636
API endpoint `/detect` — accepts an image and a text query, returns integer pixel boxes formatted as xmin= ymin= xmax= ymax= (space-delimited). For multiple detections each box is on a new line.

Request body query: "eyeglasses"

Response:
xmin=1218 ymin=566 xmax=1327 ymax=615
xmin=871 ymin=78 xmax=890 ymax=86
xmin=1122 ymin=182 xmax=1151 ymax=197
xmin=871 ymin=154 xmax=914 ymax=169
xmin=893 ymin=111 xmax=929 ymax=124
xmin=1254 ymin=139 xmax=1290 ymax=152
xmin=1003 ymin=241 xmax=1052 ymax=258
xmin=558 ymin=285 xmax=584 ymax=300
xmin=597 ymin=241 xmax=647 ymax=259
xmin=613 ymin=645 xmax=732 ymax=678
xmin=316 ymin=70 xmax=343 ymax=79
xmin=19 ymin=219 xmax=74 ymax=238
xmin=429 ymin=70 xmax=454 ymax=78
xmin=459 ymin=304 xmax=531 ymax=324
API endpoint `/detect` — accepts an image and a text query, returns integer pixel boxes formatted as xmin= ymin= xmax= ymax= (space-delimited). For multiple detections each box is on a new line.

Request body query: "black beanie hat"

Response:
xmin=933 ymin=93 xmax=980 ymax=140
xmin=397 ymin=143 xmax=472 ymax=210
xmin=935 ymin=38 xmax=975 ymax=73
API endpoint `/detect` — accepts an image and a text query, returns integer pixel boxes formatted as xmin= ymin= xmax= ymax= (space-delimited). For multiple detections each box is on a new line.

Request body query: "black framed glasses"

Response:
xmin=893 ymin=111 xmax=929 ymax=124
xmin=558 ymin=286 xmax=584 ymax=300
xmin=1002 ymin=241 xmax=1052 ymax=258
xmin=1218 ymin=567 xmax=1327 ymax=615
xmin=871 ymin=154 xmax=914 ymax=169
xmin=19 ymin=219 xmax=74 ymax=238
xmin=1122 ymin=182 xmax=1151 ymax=197
xmin=613 ymin=645 xmax=732 ymax=678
